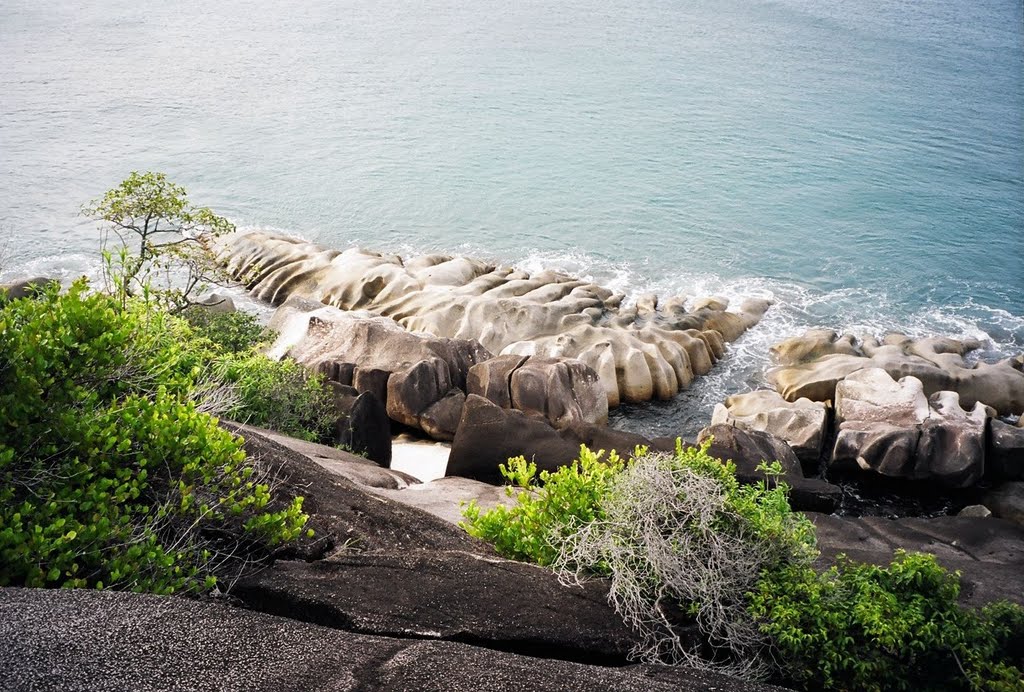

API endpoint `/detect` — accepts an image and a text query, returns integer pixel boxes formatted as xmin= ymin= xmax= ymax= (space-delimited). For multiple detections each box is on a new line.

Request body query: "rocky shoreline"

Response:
xmin=3 ymin=236 xmax=1022 ymax=690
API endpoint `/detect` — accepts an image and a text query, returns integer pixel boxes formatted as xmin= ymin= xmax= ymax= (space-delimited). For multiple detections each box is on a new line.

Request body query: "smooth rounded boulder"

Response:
xmin=710 ymin=389 xmax=829 ymax=465
xmin=447 ymin=395 xmax=581 ymax=485
xmin=218 ymin=231 xmax=769 ymax=408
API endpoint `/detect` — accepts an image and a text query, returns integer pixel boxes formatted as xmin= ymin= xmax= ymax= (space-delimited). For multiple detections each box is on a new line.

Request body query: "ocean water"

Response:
xmin=1 ymin=0 xmax=1021 ymax=437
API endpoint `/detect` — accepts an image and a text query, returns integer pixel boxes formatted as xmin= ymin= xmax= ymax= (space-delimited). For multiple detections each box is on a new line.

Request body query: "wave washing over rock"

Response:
xmin=217 ymin=230 xmax=771 ymax=408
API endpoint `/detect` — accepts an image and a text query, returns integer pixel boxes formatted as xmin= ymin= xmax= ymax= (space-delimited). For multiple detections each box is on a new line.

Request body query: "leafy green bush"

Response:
xmin=749 ymin=552 xmax=1024 ymax=691
xmin=460 ymin=446 xmax=626 ymax=566
xmin=463 ymin=440 xmax=1024 ymax=688
xmin=555 ymin=441 xmax=815 ymax=677
xmin=183 ymin=308 xmax=270 ymax=354
xmin=216 ymin=352 xmax=336 ymax=443
xmin=0 ymin=280 xmax=308 ymax=594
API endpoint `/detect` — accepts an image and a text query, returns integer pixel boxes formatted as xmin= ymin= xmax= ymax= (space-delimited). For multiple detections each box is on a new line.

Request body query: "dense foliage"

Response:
xmin=461 ymin=446 xmax=626 ymax=566
xmin=0 ymin=281 xmax=308 ymax=593
xmin=750 ymin=552 xmax=1024 ymax=691
xmin=216 ymin=351 xmax=336 ymax=443
xmin=462 ymin=442 xmax=1024 ymax=689
xmin=182 ymin=308 xmax=269 ymax=354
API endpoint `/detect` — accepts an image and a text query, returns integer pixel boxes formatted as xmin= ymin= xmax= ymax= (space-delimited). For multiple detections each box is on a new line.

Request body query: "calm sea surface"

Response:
xmin=2 ymin=0 xmax=1021 ymax=435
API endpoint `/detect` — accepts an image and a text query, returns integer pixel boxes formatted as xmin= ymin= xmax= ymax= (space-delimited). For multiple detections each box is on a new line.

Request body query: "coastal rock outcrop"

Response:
xmin=830 ymin=368 xmax=989 ymax=487
xmin=710 ymin=389 xmax=829 ymax=465
xmin=697 ymin=424 xmax=841 ymax=512
xmin=267 ymin=295 xmax=609 ymax=440
xmin=447 ymin=395 xmax=581 ymax=484
xmin=218 ymin=231 xmax=769 ymax=407
xmin=768 ymin=330 xmax=1024 ymax=415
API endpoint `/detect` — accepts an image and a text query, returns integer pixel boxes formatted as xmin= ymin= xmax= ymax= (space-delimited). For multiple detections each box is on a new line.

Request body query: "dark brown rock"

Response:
xmin=352 ymin=366 xmax=391 ymax=405
xmin=0 ymin=276 xmax=54 ymax=302
xmin=234 ymin=553 xmax=640 ymax=662
xmin=466 ymin=354 xmax=528 ymax=409
xmin=983 ymin=482 xmax=1024 ymax=528
xmin=337 ymin=391 xmax=392 ymax=465
xmin=697 ymin=424 xmax=841 ymax=513
xmin=989 ymin=419 xmax=1024 ymax=481
xmin=508 ymin=357 xmax=608 ymax=429
xmin=419 ymin=388 xmax=466 ymax=441
xmin=810 ymin=513 xmax=1024 ymax=607
xmin=697 ymin=424 xmax=802 ymax=477
xmin=561 ymin=422 xmax=651 ymax=460
xmin=831 ymin=422 xmax=920 ymax=478
xmin=447 ymin=395 xmax=580 ymax=484
xmin=386 ymin=358 xmax=453 ymax=429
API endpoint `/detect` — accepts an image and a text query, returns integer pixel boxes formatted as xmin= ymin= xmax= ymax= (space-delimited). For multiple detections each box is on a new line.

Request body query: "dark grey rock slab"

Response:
xmin=233 ymin=552 xmax=638 ymax=663
xmin=0 ymin=588 xmax=787 ymax=692
xmin=809 ymin=513 xmax=1024 ymax=606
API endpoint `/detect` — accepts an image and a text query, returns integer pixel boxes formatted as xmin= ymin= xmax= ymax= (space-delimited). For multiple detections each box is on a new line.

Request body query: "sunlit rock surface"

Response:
xmin=768 ymin=330 xmax=1024 ymax=415
xmin=219 ymin=231 xmax=769 ymax=407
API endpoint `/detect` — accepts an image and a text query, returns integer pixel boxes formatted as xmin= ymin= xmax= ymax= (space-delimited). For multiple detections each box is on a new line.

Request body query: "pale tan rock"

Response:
xmin=710 ymin=390 xmax=828 ymax=463
xmin=768 ymin=330 xmax=1024 ymax=415
xmin=834 ymin=368 xmax=930 ymax=427
xmin=220 ymin=231 xmax=769 ymax=407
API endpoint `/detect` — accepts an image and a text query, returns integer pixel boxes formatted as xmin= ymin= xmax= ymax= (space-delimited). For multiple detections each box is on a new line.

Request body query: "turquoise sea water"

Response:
xmin=1 ymin=0 xmax=1021 ymax=435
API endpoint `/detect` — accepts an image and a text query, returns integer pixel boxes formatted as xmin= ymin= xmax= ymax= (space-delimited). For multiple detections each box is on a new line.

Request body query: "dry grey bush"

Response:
xmin=555 ymin=452 xmax=799 ymax=680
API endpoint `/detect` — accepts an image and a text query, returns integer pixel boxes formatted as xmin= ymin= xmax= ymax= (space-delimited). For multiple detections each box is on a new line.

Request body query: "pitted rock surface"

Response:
xmin=0 ymin=588 xmax=789 ymax=692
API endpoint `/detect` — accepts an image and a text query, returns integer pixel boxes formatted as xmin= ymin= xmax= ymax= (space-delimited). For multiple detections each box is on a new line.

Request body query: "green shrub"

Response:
xmin=555 ymin=441 xmax=816 ymax=677
xmin=216 ymin=352 xmax=336 ymax=443
xmin=460 ymin=446 xmax=627 ymax=566
xmin=183 ymin=309 xmax=270 ymax=354
xmin=749 ymin=552 xmax=1024 ymax=691
xmin=0 ymin=280 xmax=308 ymax=593
xmin=463 ymin=440 xmax=1024 ymax=688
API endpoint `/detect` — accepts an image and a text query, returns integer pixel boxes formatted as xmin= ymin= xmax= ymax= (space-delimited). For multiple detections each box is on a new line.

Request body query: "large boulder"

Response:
xmin=447 ymin=395 xmax=580 ymax=485
xmin=335 ymin=390 xmax=392 ymax=465
xmin=834 ymin=367 xmax=929 ymax=427
xmin=468 ymin=354 xmax=608 ymax=429
xmin=710 ymin=389 xmax=829 ymax=465
xmin=233 ymin=553 xmax=640 ymax=661
xmin=829 ymin=369 xmax=989 ymax=487
xmin=697 ymin=424 xmax=842 ymax=513
xmin=768 ymin=330 xmax=1024 ymax=415
xmin=983 ymin=483 xmax=1024 ymax=528
xmin=0 ymin=276 xmax=54 ymax=302
xmin=989 ymin=419 xmax=1024 ymax=481
xmin=219 ymin=231 xmax=770 ymax=408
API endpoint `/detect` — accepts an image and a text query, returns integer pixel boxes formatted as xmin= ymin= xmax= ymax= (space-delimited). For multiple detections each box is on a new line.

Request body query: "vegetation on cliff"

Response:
xmin=462 ymin=443 xmax=1024 ymax=690
xmin=0 ymin=173 xmax=335 ymax=593
xmin=0 ymin=281 xmax=309 ymax=592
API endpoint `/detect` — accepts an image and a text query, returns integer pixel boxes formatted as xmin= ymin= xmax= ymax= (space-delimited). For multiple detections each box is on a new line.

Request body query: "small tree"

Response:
xmin=83 ymin=171 xmax=236 ymax=312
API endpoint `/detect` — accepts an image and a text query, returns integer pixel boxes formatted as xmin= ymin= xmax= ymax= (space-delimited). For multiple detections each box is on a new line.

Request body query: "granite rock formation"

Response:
xmin=710 ymin=390 xmax=829 ymax=465
xmin=768 ymin=330 xmax=1024 ymax=415
xmin=218 ymin=231 xmax=769 ymax=407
